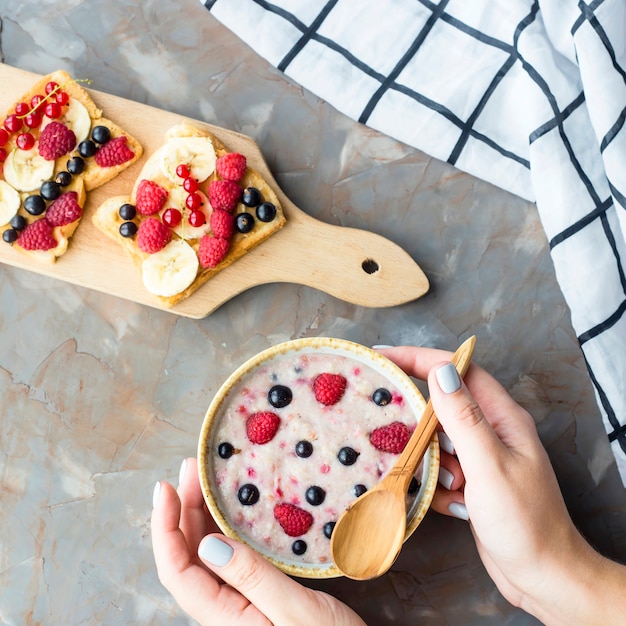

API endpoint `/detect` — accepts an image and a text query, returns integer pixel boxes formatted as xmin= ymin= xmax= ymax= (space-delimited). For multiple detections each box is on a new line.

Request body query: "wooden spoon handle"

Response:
xmin=390 ymin=335 xmax=477 ymax=492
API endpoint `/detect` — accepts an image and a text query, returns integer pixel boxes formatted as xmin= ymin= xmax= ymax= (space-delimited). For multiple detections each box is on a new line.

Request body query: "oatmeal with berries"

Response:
xmin=204 ymin=347 xmax=425 ymax=565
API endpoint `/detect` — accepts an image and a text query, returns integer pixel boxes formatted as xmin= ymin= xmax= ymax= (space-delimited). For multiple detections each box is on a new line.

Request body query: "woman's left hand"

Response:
xmin=151 ymin=457 xmax=367 ymax=626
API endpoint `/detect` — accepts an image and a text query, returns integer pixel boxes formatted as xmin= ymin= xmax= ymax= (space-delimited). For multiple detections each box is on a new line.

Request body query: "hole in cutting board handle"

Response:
xmin=361 ymin=258 xmax=379 ymax=274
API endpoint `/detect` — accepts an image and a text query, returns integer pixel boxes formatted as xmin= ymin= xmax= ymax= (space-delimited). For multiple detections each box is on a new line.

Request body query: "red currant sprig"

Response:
xmin=13 ymin=78 xmax=92 ymax=120
xmin=2 ymin=77 xmax=92 ymax=152
xmin=174 ymin=162 xmax=206 ymax=227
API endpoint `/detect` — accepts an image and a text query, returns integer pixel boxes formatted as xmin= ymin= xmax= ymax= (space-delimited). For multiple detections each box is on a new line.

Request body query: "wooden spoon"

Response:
xmin=330 ymin=335 xmax=476 ymax=580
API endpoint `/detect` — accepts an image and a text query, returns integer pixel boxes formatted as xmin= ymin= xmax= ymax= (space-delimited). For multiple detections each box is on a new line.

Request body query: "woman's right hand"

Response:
xmin=381 ymin=345 xmax=626 ymax=626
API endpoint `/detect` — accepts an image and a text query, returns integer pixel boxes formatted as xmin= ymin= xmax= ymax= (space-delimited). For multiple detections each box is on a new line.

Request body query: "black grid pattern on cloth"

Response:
xmin=203 ymin=0 xmax=626 ymax=476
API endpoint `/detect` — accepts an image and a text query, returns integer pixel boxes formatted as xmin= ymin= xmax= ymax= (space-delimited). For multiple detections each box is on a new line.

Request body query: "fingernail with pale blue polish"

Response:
xmin=438 ymin=466 xmax=454 ymax=490
xmin=152 ymin=481 xmax=161 ymax=509
xmin=178 ymin=458 xmax=187 ymax=486
xmin=448 ymin=502 xmax=469 ymax=521
xmin=438 ymin=431 xmax=455 ymax=455
xmin=199 ymin=536 xmax=234 ymax=567
xmin=436 ymin=363 xmax=461 ymax=394
xmin=372 ymin=344 xmax=394 ymax=350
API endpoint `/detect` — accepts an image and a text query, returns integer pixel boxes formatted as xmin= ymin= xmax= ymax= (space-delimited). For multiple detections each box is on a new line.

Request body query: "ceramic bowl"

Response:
xmin=197 ymin=337 xmax=439 ymax=579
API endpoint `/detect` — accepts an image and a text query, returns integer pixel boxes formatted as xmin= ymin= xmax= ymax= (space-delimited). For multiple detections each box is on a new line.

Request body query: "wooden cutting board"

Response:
xmin=0 ymin=64 xmax=429 ymax=318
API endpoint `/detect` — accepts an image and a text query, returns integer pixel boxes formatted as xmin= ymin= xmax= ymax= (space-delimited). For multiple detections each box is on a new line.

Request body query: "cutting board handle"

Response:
xmin=261 ymin=201 xmax=430 ymax=307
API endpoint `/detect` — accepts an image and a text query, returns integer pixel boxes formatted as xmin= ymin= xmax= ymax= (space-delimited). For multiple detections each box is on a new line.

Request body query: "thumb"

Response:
xmin=428 ymin=362 xmax=504 ymax=477
xmin=198 ymin=534 xmax=325 ymax=625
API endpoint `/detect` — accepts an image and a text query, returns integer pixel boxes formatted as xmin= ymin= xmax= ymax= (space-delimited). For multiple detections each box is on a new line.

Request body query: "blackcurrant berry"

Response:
xmin=237 ymin=483 xmax=260 ymax=505
xmin=119 ymin=221 xmax=137 ymax=238
xmin=218 ymin=442 xmax=235 ymax=459
xmin=256 ymin=202 xmax=276 ymax=222
xmin=78 ymin=140 xmax=97 ymax=158
xmin=295 ymin=440 xmax=313 ymax=458
xmin=91 ymin=125 xmax=111 ymax=144
xmin=9 ymin=214 xmax=26 ymax=231
xmin=292 ymin=540 xmax=307 ymax=555
xmin=323 ymin=521 xmax=336 ymax=539
xmin=235 ymin=212 xmax=254 ymax=233
xmin=55 ymin=171 xmax=72 ymax=187
xmin=305 ymin=486 xmax=326 ymax=506
xmin=372 ymin=388 xmax=392 ymax=406
xmin=268 ymin=385 xmax=292 ymax=408
xmin=2 ymin=228 xmax=18 ymax=244
xmin=241 ymin=186 xmax=261 ymax=207
xmin=337 ymin=447 xmax=359 ymax=466
xmin=353 ymin=484 xmax=367 ymax=498
xmin=118 ymin=203 xmax=137 ymax=220
xmin=24 ymin=194 xmax=46 ymax=215
xmin=67 ymin=156 xmax=85 ymax=175
xmin=40 ymin=181 xmax=61 ymax=201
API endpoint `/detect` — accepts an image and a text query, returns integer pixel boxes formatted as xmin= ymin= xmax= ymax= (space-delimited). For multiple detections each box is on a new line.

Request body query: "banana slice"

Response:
xmin=0 ymin=180 xmax=21 ymax=226
xmin=160 ymin=136 xmax=216 ymax=183
xmin=141 ymin=239 xmax=199 ymax=297
xmin=2 ymin=147 xmax=55 ymax=193
xmin=61 ymin=98 xmax=92 ymax=143
xmin=161 ymin=187 xmax=212 ymax=239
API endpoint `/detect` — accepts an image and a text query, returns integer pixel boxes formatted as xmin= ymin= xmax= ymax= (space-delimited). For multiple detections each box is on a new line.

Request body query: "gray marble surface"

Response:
xmin=1 ymin=1 xmax=625 ymax=624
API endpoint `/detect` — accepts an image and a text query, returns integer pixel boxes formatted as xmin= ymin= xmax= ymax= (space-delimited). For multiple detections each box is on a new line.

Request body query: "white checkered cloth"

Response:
xmin=202 ymin=0 xmax=626 ymax=485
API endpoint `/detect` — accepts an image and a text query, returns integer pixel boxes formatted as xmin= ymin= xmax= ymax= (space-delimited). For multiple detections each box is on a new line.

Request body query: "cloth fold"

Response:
xmin=202 ymin=0 xmax=626 ymax=485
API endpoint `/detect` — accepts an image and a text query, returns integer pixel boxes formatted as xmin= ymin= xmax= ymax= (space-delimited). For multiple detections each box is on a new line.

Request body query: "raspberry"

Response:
xmin=94 ymin=136 xmax=134 ymax=167
xmin=208 ymin=180 xmax=241 ymax=212
xmin=135 ymin=179 xmax=168 ymax=216
xmin=216 ymin=152 xmax=247 ymax=182
xmin=38 ymin=121 xmax=76 ymax=161
xmin=210 ymin=209 xmax=235 ymax=240
xmin=136 ymin=217 xmax=171 ymax=253
xmin=17 ymin=218 xmax=57 ymax=250
xmin=45 ymin=191 xmax=82 ymax=226
xmin=313 ymin=373 xmax=347 ymax=406
xmin=246 ymin=411 xmax=280 ymax=444
xmin=198 ymin=235 xmax=229 ymax=268
xmin=273 ymin=503 xmax=314 ymax=537
xmin=369 ymin=421 xmax=412 ymax=454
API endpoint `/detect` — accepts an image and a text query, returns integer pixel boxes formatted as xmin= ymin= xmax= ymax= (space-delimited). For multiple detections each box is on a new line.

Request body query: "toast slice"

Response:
xmin=0 ymin=69 xmax=143 ymax=262
xmin=92 ymin=122 xmax=286 ymax=308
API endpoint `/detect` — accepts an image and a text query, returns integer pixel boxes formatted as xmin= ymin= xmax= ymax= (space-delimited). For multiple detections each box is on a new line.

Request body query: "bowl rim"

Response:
xmin=197 ymin=337 xmax=440 ymax=579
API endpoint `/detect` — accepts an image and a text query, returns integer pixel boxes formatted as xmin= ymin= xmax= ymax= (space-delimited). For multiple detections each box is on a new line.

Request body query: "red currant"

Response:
xmin=4 ymin=114 xmax=22 ymax=133
xmin=15 ymin=102 xmax=30 ymax=116
xmin=0 ymin=148 xmax=7 ymax=163
xmin=44 ymin=102 xmax=62 ymax=119
xmin=30 ymin=94 xmax=45 ymax=111
xmin=183 ymin=177 xmax=199 ymax=193
xmin=0 ymin=128 xmax=8 ymax=146
xmin=162 ymin=208 xmax=182 ymax=228
xmin=176 ymin=163 xmax=191 ymax=179
xmin=56 ymin=91 xmax=70 ymax=106
xmin=24 ymin=112 xmax=42 ymax=129
xmin=45 ymin=81 xmax=59 ymax=95
xmin=188 ymin=209 xmax=206 ymax=227
xmin=16 ymin=132 xmax=35 ymax=150
xmin=185 ymin=192 xmax=202 ymax=211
